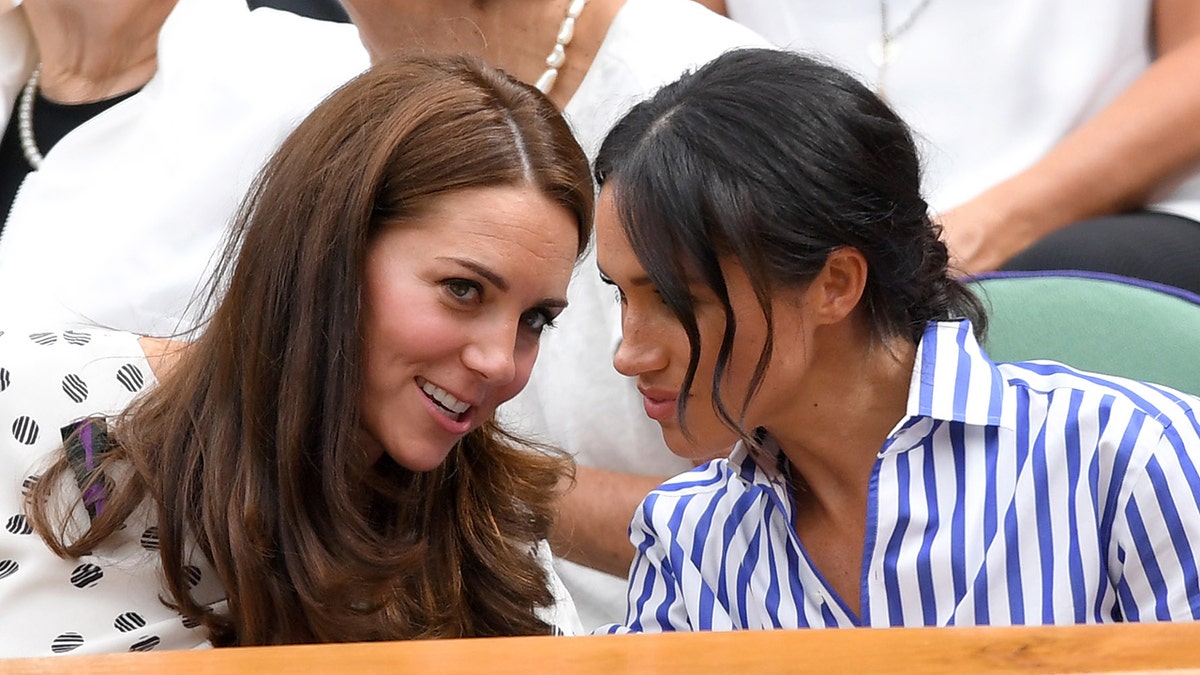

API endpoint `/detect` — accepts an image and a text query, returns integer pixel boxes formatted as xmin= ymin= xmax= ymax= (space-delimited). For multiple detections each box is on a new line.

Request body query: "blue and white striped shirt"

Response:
xmin=612 ymin=320 xmax=1200 ymax=631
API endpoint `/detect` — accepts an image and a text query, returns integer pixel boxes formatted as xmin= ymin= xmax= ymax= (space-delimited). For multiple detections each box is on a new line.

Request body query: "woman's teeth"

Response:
xmin=419 ymin=378 xmax=470 ymax=417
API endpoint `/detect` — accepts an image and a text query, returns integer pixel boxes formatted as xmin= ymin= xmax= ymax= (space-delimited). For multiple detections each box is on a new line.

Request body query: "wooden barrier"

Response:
xmin=5 ymin=622 xmax=1200 ymax=674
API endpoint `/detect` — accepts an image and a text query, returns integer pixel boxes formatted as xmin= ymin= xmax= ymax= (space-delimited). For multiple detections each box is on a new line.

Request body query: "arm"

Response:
xmin=549 ymin=465 xmax=669 ymax=577
xmin=940 ymin=0 xmax=1200 ymax=274
xmin=691 ymin=0 xmax=727 ymax=14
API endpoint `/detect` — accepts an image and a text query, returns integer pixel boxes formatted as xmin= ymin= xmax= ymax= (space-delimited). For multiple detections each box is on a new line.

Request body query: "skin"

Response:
xmin=142 ymin=185 xmax=580 ymax=476
xmin=357 ymin=185 xmax=579 ymax=471
xmin=339 ymin=0 xmax=624 ymax=109
xmin=594 ymin=186 xmax=916 ymax=611
xmin=17 ymin=0 xmax=177 ymax=103
xmin=691 ymin=0 xmax=726 ymax=12
xmin=139 ymin=335 xmax=185 ymax=381
xmin=546 ymin=465 xmax=670 ymax=576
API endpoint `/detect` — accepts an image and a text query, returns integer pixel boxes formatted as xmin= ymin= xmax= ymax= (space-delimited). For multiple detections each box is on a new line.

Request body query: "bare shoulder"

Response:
xmin=137 ymin=336 xmax=189 ymax=381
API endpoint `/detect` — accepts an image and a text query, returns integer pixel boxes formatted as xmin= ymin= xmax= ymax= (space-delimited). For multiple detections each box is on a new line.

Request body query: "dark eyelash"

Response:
xmin=521 ymin=308 xmax=559 ymax=335
xmin=444 ymin=278 xmax=482 ymax=300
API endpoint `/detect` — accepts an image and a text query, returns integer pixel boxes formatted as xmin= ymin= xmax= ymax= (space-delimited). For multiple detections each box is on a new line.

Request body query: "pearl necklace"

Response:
xmin=17 ymin=63 xmax=43 ymax=170
xmin=534 ymin=0 xmax=589 ymax=95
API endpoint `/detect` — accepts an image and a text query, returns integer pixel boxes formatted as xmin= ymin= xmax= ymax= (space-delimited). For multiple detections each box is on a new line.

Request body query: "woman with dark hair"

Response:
xmin=593 ymin=48 xmax=1200 ymax=631
xmin=0 ymin=53 xmax=593 ymax=655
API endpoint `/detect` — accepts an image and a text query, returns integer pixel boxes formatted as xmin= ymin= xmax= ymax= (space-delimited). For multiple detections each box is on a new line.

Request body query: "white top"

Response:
xmin=500 ymin=0 xmax=770 ymax=630
xmin=0 ymin=328 xmax=225 ymax=656
xmin=603 ymin=320 xmax=1200 ymax=632
xmin=723 ymin=0 xmax=1200 ymax=222
xmin=0 ymin=0 xmax=369 ymax=335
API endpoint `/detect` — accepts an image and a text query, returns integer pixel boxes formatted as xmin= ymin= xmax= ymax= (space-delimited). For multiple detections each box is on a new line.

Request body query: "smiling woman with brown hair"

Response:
xmin=0 ymin=53 xmax=593 ymax=655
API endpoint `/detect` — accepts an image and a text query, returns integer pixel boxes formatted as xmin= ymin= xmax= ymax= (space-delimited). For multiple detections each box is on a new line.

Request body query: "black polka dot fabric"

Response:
xmin=61 ymin=374 xmax=89 ymax=404
xmin=11 ymin=416 xmax=39 ymax=445
xmin=70 ymin=563 xmax=104 ymax=589
xmin=114 ymin=612 xmax=146 ymax=632
xmin=5 ymin=514 xmax=31 ymax=536
xmin=0 ymin=329 xmax=226 ymax=656
xmin=139 ymin=527 xmax=160 ymax=551
xmin=184 ymin=565 xmax=203 ymax=588
xmin=50 ymin=632 xmax=84 ymax=653
xmin=128 ymin=635 xmax=162 ymax=652
xmin=28 ymin=332 xmax=58 ymax=346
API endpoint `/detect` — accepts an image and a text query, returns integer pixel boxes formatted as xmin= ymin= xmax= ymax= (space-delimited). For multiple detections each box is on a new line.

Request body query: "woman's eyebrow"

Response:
xmin=439 ymin=257 xmax=508 ymax=291
xmin=445 ymin=256 xmax=568 ymax=308
xmin=598 ymin=266 xmax=654 ymax=288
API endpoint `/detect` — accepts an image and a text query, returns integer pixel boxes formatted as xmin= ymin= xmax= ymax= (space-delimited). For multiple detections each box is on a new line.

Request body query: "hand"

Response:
xmin=936 ymin=188 xmax=1046 ymax=276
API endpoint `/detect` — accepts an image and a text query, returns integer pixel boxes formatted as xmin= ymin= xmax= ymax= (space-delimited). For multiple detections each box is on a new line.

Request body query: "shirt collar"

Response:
xmin=902 ymin=319 xmax=1018 ymax=432
xmin=727 ymin=433 xmax=793 ymax=495
xmin=727 ymin=319 xmax=1017 ymax=483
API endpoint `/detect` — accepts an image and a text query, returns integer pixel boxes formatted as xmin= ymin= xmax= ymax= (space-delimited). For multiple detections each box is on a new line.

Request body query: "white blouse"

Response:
xmin=0 ymin=328 xmax=223 ymax=656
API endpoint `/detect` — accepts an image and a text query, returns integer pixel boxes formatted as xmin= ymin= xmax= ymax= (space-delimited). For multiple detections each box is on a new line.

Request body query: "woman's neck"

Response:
xmin=350 ymin=0 xmax=624 ymax=109
xmin=21 ymin=0 xmax=178 ymax=103
xmin=770 ymin=324 xmax=916 ymax=522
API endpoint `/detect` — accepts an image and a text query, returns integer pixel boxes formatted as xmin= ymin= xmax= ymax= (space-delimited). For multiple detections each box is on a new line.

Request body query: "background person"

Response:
xmin=0 ymin=0 xmax=368 ymax=334
xmin=0 ymin=54 xmax=592 ymax=655
xmin=702 ymin=0 xmax=1200 ymax=291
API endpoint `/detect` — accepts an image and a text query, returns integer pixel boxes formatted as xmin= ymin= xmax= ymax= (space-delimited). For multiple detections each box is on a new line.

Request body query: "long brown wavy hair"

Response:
xmin=26 ymin=54 xmax=594 ymax=645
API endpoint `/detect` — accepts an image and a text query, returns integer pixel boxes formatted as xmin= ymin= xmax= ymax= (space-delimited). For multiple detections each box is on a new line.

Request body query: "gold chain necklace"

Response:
xmin=868 ymin=0 xmax=934 ymax=102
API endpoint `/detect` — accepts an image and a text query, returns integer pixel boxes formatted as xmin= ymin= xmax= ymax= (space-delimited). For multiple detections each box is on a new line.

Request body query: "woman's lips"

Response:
xmin=639 ymin=387 xmax=679 ymax=422
xmin=417 ymin=377 xmax=474 ymax=434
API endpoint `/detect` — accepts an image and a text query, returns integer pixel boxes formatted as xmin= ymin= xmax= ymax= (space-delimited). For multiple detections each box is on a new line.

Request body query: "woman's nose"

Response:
xmin=462 ymin=320 xmax=518 ymax=386
xmin=612 ymin=312 xmax=667 ymax=378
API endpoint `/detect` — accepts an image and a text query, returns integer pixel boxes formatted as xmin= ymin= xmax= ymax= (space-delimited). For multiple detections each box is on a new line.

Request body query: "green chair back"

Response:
xmin=966 ymin=271 xmax=1200 ymax=396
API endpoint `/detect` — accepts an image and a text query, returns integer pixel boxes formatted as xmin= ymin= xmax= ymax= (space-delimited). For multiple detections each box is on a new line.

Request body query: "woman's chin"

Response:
xmin=385 ymin=443 xmax=456 ymax=473
xmin=661 ymin=430 xmax=734 ymax=464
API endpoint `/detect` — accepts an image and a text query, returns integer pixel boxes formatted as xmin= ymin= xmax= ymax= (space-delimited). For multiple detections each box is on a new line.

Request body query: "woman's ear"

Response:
xmin=805 ymin=247 xmax=868 ymax=325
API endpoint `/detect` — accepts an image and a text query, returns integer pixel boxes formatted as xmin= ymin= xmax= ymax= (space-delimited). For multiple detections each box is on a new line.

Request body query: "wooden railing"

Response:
xmin=5 ymin=622 xmax=1200 ymax=674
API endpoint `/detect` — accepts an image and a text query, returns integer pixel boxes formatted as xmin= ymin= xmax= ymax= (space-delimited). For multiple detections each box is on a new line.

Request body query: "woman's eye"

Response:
xmin=445 ymin=279 xmax=481 ymax=302
xmin=599 ymin=273 xmax=625 ymax=305
xmin=522 ymin=309 xmax=557 ymax=334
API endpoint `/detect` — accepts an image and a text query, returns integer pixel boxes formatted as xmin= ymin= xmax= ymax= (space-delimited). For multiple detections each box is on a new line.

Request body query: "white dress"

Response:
xmin=0 ymin=328 xmax=224 ymax=656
